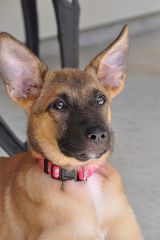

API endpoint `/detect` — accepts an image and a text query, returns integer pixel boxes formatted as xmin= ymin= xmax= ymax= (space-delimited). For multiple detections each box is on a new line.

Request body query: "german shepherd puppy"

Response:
xmin=0 ymin=26 xmax=143 ymax=239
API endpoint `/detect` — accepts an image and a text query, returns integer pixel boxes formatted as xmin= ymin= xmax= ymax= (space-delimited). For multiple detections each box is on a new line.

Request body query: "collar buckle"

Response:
xmin=60 ymin=169 xmax=78 ymax=181
xmin=39 ymin=158 xmax=96 ymax=182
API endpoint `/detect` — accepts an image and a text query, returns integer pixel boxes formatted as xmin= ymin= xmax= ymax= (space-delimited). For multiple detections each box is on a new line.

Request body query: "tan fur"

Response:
xmin=0 ymin=26 xmax=143 ymax=239
xmin=0 ymin=153 xmax=142 ymax=240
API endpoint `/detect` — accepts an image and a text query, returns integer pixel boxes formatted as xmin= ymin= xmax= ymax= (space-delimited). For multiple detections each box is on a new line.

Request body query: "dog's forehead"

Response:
xmin=43 ymin=69 xmax=104 ymax=98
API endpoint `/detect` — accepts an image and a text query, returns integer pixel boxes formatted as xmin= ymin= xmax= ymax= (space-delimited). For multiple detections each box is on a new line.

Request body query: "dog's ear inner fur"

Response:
xmin=0 ymin=33 xmax=47 ymax=105
xmin=85 ymin=25 xmax=129 ymax=97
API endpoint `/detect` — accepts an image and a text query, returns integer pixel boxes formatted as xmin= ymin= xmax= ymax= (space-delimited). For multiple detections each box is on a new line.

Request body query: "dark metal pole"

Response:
xmin=0 ymin=117 xmax=26 ymax=156
xmin=52 ymin=0 xmax=80 ymax=68
xmin=21 ymin=0 xmax=39 ymax=56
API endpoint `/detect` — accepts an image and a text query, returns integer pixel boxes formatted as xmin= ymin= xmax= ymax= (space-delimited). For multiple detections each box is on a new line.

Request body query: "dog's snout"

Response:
xmin=87 ymin=127 xmax=107 ymax=144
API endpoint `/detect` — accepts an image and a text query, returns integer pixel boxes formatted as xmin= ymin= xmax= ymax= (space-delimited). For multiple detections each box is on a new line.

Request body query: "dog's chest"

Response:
xmin=87 ymin=175 xmax=105 ymax=224
xmin=62 ymin=174 xmax=108 ymax=239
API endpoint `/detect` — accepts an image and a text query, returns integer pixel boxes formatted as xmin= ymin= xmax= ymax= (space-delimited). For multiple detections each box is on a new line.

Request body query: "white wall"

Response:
xmin=0 ymin=0 xmax=160 ymax=41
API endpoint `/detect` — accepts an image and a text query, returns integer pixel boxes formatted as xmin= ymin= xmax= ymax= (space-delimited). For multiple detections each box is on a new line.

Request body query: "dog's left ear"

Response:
xmin=0 ymin=32 xmax=48 ymax=108
xmin=85 ymin=25 xmax=129 ymax=97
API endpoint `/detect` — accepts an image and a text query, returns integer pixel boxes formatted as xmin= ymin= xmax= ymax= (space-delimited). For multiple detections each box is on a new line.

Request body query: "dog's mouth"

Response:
xmin=59 ymin=146 xmax=108 ymax=162
xmin=75 ymin=150 xmax=107 ymax=161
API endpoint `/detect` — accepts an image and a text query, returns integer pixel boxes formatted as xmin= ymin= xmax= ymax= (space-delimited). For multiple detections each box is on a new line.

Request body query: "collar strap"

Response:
xmin=39 ymin=158 xmax=96 ymax=182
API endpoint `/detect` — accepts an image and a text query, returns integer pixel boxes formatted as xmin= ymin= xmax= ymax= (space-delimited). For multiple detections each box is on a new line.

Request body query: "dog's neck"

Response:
xmin=38 ymin=157 xmax=98 ymax=182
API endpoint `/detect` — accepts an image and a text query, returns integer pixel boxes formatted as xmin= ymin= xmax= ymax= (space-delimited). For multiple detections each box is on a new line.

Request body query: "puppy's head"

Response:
xmin=0 ymin=26 xmax=129 ymax=169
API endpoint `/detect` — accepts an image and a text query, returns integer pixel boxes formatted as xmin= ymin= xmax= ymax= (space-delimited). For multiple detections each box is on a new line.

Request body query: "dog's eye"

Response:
xmin=97 ymin=95 xmax=106 ymax=105
xmin=47 ymin=100 xmax=67 ymax=111
xmin=54 ymin=100 xmax=67 ymax=110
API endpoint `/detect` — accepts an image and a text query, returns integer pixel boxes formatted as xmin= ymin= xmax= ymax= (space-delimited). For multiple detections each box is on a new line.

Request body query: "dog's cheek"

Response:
xmin=27 ymin=113 xmax=59 ymax=154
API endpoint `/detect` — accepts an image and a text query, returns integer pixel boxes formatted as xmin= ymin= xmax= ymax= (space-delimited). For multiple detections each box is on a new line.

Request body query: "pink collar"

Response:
xmin=39 ymin=158 xmax=97 ymax=182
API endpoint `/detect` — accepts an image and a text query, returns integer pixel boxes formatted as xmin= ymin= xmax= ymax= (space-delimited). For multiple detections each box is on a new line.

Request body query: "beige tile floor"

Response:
xmin=0 ymin=28 xmax=160 ymax=239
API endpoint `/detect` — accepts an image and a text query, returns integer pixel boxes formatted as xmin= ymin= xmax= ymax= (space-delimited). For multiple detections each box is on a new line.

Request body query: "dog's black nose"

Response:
xmin=87 ymin=127 xmax=107 ymax=144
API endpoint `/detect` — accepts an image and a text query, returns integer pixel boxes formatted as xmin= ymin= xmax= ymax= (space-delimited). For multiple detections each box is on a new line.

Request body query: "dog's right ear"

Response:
xmin=0 ymin=32 xmax=47 ymax=109
xmin=85 ymin=26 xmax=129 ymax=98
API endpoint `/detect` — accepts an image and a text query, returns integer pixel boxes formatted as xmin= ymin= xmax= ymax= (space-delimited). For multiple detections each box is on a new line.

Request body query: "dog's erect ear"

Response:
xmin=85 ymin=25 xmax=129 ymax=97
xmin=0 ymin=32 xmax=47 ymax=105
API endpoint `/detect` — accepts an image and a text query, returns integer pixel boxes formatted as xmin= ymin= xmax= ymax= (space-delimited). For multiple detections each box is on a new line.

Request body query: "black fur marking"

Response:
xmin=57 ymin=93 xmax=112 ymax=161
